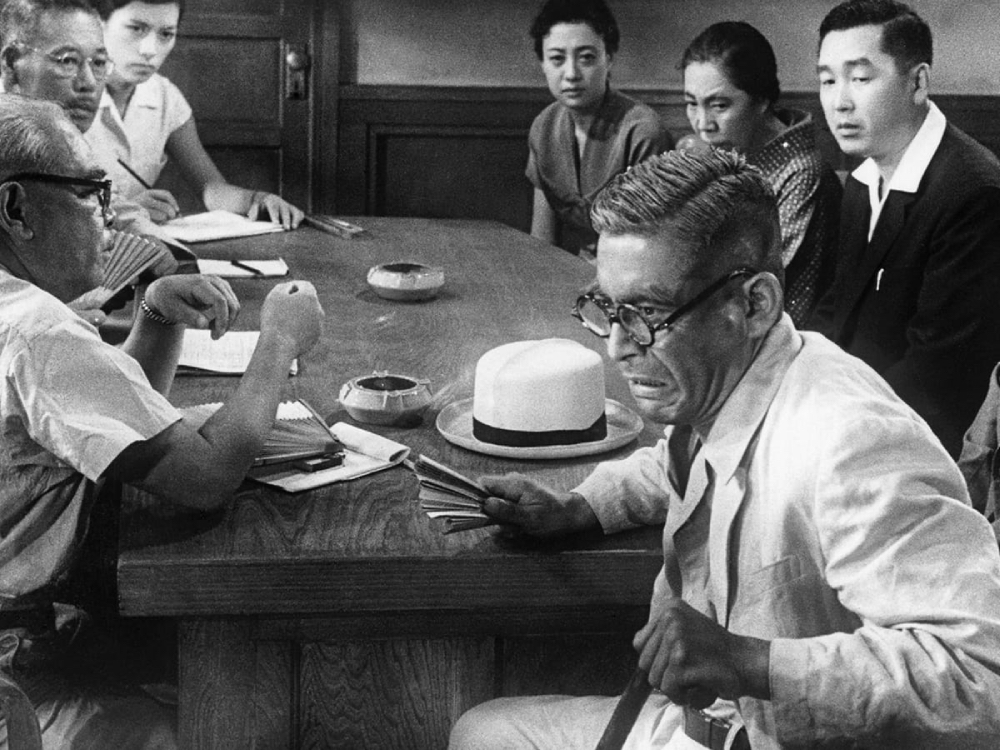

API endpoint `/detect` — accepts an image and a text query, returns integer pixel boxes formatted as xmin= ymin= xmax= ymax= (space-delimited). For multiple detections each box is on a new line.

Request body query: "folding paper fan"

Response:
xmin=254 ymin=399 xmax=344 ymax=466
xmin=68 ymin=230 xmax=164 ymax=311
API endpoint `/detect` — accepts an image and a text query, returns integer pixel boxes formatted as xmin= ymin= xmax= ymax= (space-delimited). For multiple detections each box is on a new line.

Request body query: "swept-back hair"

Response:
xmin=90 ymin=0 xmax=185 ymax=22
xmin=0 ymin=0 xmax=98 ymax=50
xmin=0 ymin=94 xmax=70 ymax=182
xmin=529 ymin=0 xmax=619 ymax=59
xmin=819 ymin=0 xmax=932 ymax=72
xmin=591 ymin=149 xmax=783 ymax=280
xmin=681 ymin=21 xmax=780 ymax=105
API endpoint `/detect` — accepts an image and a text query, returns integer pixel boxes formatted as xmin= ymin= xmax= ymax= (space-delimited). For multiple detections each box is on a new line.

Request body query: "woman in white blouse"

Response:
xmin=86 ymin=0 xmax=303 ymax=228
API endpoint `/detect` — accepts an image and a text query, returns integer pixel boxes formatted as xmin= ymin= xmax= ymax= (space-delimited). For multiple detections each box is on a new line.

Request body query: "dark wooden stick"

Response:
xmin=594 ymin=667 xmax=652 ymax=750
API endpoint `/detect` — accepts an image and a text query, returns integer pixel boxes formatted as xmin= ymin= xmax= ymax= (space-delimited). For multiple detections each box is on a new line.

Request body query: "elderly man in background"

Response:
xmin=0 ymin=0 xmax=185 ymax=301
xmin=0 ymin=94 xmax=323 ymax=747
xmin=450 ymin=148 xmax=1000 ymax=748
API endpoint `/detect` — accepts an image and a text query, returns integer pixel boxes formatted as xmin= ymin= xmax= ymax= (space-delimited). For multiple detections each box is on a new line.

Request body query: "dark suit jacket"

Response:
xmin=810 ymin=123 xmax=1000 ymax=457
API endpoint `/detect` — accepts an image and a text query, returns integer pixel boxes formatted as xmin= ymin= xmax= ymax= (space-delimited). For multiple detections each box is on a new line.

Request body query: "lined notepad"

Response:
xmin=178 ymin=330 xmax=298 ymax=375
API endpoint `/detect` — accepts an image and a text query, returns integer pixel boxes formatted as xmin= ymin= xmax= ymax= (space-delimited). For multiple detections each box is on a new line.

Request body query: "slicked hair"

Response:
xmin=681 ymin=21 xmax=780 ymax=105
xmin=0 ymin=94 xmax=72 ymax=183
xmin=0 ymin=0 xmax=98 ymax=51
xmin=819 ymin=0 xmax=932 ymax=72
xmin=530 ymin=0 xmax=619 ymax=60
xmin=91 ymin=0 xmax=185 ymax=23
xmin=591 ymin=149 xmax=783 ymax=281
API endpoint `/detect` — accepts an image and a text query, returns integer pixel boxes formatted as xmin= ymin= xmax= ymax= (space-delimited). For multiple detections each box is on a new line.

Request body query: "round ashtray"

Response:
xmin=339 ymin=372 xmax=433 ymax=427
xmin=367 ymin=261 xmax=444 ymax=301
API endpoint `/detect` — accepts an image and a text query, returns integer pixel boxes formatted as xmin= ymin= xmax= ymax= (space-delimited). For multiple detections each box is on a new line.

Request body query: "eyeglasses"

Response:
xmin=15 ymin=44 xmax=114 ymax=80
xmin=572 ymin=267 xmax=758 ymax=346
xmin=3 ymin=172 xmax=114 ymax=225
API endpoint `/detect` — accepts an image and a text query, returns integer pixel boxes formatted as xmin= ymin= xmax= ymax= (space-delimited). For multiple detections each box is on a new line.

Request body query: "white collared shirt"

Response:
xmin=84 ymin=74 xmax=192 ymax=200
xmin=851 ymin=100 xmax=947 ymax=241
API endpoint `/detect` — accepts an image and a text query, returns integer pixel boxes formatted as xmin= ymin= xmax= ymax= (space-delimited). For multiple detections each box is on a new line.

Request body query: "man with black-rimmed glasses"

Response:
xmin=450 ymin=148 xmax=1000 ymax=749
xmin=0 ymin=0 xmax=183 ymax=292
xmin=0 ymin=94 xmax=324 ymax=748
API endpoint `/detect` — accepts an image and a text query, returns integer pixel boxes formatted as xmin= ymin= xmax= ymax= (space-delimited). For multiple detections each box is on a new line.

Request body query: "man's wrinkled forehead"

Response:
xmin=22 ymin=7 xmax=104 ymax=49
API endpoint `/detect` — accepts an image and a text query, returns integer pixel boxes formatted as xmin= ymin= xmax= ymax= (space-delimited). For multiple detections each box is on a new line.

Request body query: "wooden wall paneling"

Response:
xmin=178 ymin=619 xmax=294 ymax=749
xmin=336 ymin=86 xmax=1000 ymax=232
xmin=370 ymin=124 xmax=534 ymax=229
xmin=299 ymin=637 xmax=494 ymax=750
xmin=314 ymin=2 xmax=342 ymax=214
xmin=153 ymin=1 xmax=318 ymax=212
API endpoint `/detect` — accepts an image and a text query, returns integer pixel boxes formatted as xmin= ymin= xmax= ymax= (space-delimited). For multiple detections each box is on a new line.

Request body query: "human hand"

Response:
xmin=135 ymin=189 xmax=181 ymax=223
xmin=143 ymin=274 xmax=240 ymax=339
xmin=259 ymin=280 xmax=323 ymax=356
xmin=634 ymin=595 xmax=770 ymax=708
xmin=248 ymin=191 xmax=304 ymax=229
xmin=479 ymin=474 xmax=599 ymax=537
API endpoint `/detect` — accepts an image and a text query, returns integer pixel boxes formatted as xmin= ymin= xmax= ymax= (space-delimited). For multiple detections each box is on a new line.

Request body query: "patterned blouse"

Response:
xmin=749 ymin=109 xmax=842 ymax=326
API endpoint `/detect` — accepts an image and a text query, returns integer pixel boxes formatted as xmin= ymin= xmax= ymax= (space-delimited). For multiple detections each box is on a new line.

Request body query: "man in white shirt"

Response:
xmin=809 ymin=0 xmax=1000 ymax=457
xmin=0 ymin=94 xmax=323 ymax=748
xmin=0 ymin=0 xmax=185 ymax=268
xmin=449 ymin=148 xmax=1000 ymax=748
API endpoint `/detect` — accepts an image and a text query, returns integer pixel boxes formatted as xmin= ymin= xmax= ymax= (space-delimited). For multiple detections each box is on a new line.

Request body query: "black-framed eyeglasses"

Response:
xmin=3 ymin=172 xmax=113 ymax=225
xmin=15 ymin=43 xmax=114 ymax=80
xmin=572 ymin=267 xmax=758 ymax=346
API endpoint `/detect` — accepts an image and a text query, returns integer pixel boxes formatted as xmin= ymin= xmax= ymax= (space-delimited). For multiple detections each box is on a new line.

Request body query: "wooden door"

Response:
xmin=154 ymin=0 xmax=335 ymax=213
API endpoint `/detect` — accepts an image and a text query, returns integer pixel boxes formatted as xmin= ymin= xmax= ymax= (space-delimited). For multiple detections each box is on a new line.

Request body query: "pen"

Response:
xmin=116 ymin=158 xmax=153 ymax=190
xmin=231 ymin=259 xmax=265 ymax=276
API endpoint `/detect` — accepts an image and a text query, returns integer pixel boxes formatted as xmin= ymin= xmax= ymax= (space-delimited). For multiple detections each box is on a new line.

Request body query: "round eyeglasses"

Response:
xmin=16 ymin=44 xmax=115 ymax=81
xmin=572 ymin=267 xmax=757 ymax=347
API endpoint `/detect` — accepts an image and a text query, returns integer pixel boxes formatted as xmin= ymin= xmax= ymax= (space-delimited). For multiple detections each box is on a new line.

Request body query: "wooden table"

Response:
xmin=118 ymin=217 xmax=664 ymax=749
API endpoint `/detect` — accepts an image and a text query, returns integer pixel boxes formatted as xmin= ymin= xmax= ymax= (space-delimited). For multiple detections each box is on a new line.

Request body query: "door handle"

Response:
xmin=285 ymin=44 xmax=310 ymax=100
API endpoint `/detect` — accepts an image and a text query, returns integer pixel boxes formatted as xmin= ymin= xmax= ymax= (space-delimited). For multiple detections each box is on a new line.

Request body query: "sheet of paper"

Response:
xmin=196 ymin=258 xmax=290 ymax=278
xmin=162 ymin=210 xmax=286 ymax=244
xmin=178 ymin=330 xmax=297 ymax=375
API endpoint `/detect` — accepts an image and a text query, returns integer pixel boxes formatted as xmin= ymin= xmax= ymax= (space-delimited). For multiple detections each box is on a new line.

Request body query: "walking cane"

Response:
xmin=594 ymin=667 xmax=652 ymax=750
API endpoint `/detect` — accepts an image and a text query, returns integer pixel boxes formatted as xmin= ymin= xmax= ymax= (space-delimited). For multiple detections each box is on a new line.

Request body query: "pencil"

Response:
xmin=230 ymin=259 xmax=265 ymax=276
xmin=116 ymin=158 xmax=153 ymax=190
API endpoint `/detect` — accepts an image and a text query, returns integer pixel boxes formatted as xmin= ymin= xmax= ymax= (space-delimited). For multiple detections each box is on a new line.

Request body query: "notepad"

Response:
xmin=196 ymin=258 xmax=290 ymax=278
xmin=411 ymin=454 xmax=496 ymax=533
xmin=182 ymin=400 xmax=409 ymax=491
xmin=178 ymin=329 xmax=298 ymax=375
xmin=162 ymin=210 xmax=286 ymax=243
xmin=250 ymin=421 xmax=411 ymax=492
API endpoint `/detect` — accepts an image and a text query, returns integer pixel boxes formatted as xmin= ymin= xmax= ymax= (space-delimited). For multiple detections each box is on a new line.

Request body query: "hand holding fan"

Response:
xmin=68 ymin=230 xmax=166 ymax=312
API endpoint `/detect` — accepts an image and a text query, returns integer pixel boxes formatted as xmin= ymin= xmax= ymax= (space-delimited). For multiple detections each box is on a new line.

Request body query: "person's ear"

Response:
xmin=0 ymin=181 xmax=35 ymax=241
xmin=912 ymin=62 xmax=930 ymax=105
xmin=1 ymin=45 xmax=21 ymax=84
xmin=743 ymin=272 xmax=783 ymax=339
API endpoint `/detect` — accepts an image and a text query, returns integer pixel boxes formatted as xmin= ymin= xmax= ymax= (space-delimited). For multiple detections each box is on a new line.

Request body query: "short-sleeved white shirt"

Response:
xmin=85 ymin=73 xmax=193 ymax=200
xmin=0 ymin=269 xmax=181 ymax=600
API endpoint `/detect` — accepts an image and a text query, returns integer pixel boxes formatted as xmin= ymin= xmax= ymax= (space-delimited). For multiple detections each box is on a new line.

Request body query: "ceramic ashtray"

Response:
xmin=367 ymin=261 xmax=445 ymax=301
xmin=339 ymin=372 xmax=433 ymax=427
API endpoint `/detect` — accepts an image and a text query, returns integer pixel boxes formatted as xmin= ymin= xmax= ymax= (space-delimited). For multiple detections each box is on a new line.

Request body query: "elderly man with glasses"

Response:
xmin=0 ymin=0 xmax=182 ymax=304
xmin=450 ymin=148 xmax=1000 ymax=749
xmin=0 ymin=94 xmax=324 ymax=748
